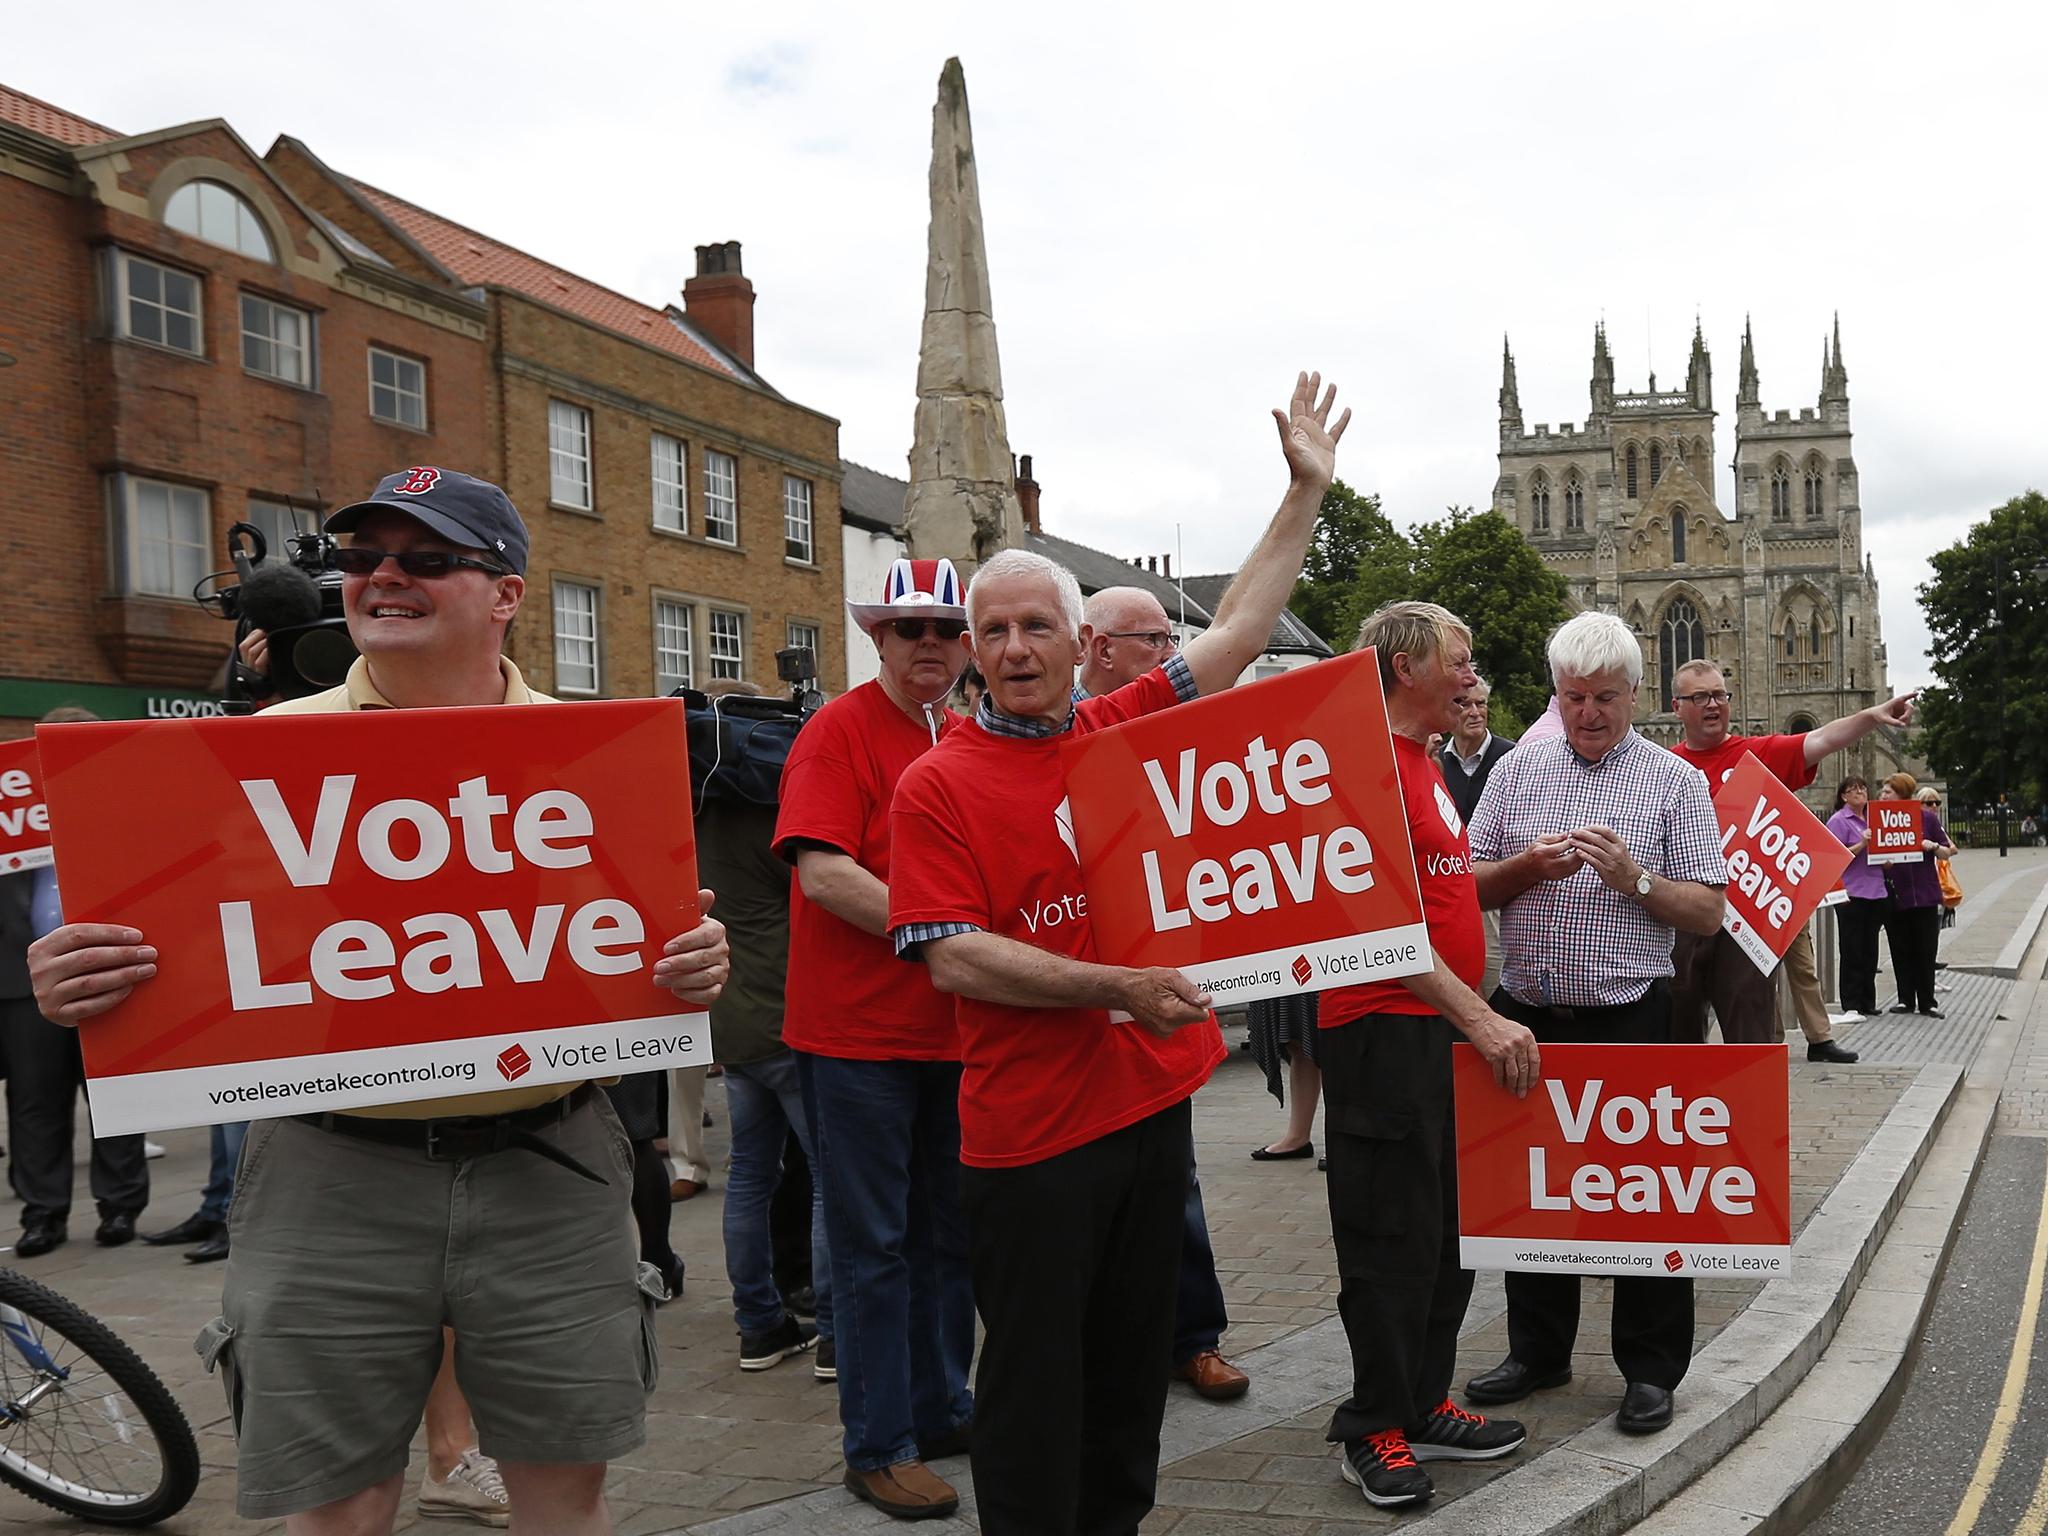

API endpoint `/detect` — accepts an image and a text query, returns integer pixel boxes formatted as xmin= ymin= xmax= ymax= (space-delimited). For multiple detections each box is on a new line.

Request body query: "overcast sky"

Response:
xmin=17 ymin=1 xmax=2045 ymax=693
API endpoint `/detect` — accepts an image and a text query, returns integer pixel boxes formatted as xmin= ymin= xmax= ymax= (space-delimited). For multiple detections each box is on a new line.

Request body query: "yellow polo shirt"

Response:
xmin=265 ymin=656 xmax=593 ymax=1119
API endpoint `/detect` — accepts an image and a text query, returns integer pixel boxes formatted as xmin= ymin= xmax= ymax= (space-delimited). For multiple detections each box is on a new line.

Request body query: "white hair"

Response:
xmin=967 ymin=549 xmax=1085 ymax=639
xmin=1547 ymin=611 xmax=1643 ymax=687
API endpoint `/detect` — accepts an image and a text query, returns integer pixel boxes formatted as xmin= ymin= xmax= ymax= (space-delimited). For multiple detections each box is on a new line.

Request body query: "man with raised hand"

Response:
xmin=28 ymin=467 xmax=730 ymax=1536
xmin=887 ymin=373 xmax=1346 ymax=1536
xmin=1075 ymin=584 xmax=1249 ymax=1407
xmin=1667 ymin=657 xmax=1913 ymax=1059
xmin=774 ymin=557 xmax=974 ymax=1520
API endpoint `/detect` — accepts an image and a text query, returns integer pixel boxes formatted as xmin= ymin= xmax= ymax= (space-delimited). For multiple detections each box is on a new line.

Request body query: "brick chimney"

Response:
xmin=683 ymin=241 xmax=755 ymax=369
xmin=1015 ymin=453 xmax=1042 ymax=534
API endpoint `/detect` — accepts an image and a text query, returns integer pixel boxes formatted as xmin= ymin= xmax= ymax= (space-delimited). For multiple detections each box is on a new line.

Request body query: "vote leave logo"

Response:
xmin=1664 ymin=1249 xmax=1685 ymax=1273
xmin=1292 ymin=954 xmax=1313 ymax=986
xmin=496 ymin=1044 xmax=533 ymax=1082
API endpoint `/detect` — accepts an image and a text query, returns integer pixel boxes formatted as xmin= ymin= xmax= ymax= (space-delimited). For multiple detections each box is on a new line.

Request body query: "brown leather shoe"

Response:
xmin=1176 ymin=1349 xmax=1251 ymax=1401
xmin=670 ymin=1178 xmax=704 ymax=1201
xmin=844 ymin=1460 xmax=960 ymax=1519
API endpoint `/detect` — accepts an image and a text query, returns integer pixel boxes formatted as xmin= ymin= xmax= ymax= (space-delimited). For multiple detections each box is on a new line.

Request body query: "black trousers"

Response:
xmin=1489 ymin=983 xmax=1695 ymax=1391
xmin=1883 ymin=903 xmax=1940 ymax=1011
xmin=1834 ymin=895 xmax=1890 ymax=1014
xmin=4 ymin=996 xmax=148 ymax=1224
xmin=1321 ymin=1011 xmax=1473 ymax=1441
xmin=959 ymin=1099 xmax=1190 ymax=1536
xmin=1671 ymin=929 xmax=1780 ymax=1044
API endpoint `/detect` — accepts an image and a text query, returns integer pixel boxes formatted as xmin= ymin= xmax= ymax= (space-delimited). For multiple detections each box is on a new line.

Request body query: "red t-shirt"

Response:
xmin=775 ymin=681 xmax=960 ymax=1060
xmin=888 ymin=670 xmax=1227 ymax=1168
xmin=1669 ymin=732 xmax=1814 ymax=793
xmin=1320 ymin=733 xmax=1484 ymax=1024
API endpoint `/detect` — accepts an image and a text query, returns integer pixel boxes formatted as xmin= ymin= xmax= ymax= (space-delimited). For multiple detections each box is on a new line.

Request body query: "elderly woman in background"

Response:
xmin=1825 ymin=777 xmax=1887 ymax=1020
xmin=1877 ymin=773 xmax=1957 ymax=1017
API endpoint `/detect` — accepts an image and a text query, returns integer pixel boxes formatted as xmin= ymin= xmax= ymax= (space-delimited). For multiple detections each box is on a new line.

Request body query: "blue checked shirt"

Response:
xmin=1467 ymin=729 xmax=1727 ymax=1008
xmin=892 ymin=655 xmax=1199 ymax=958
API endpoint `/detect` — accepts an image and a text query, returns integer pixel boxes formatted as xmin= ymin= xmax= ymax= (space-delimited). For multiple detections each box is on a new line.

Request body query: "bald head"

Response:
xmin=1079 ymin=586 xmax=1175 ymax=694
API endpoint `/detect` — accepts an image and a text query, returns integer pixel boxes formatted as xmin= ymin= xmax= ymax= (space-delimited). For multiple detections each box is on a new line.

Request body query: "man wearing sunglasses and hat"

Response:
xmin=772 ymin=557 xmax=976 ymax=1518
xmin=29 ymin=467 xmax=732 ymax=1536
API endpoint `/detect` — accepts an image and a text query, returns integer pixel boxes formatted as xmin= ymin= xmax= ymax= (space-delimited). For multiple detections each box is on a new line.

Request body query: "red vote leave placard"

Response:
xmin=1455 ymin=1043 xmax=1791 ymax=1278
xmin=1057 ymin=649 xmax=1431 ymax=1008
xmin=0 ymin=737 xmax=54 ymax=872
xmin=1712 ymin=752 xmax=1855 ymax=973
xmin=1868 ymin=799 xmax=1925 ymax=865
xmin=36 ymin=700 xmax=708 ymax=1133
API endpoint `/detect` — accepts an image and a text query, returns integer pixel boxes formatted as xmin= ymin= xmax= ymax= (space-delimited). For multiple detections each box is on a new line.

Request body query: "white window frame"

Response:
xmin=709 ymin=608 xmax=745 ymax=680
xmin=113 ymin=251 xmax=203 ymax=356
xmin=783 ymin=475 xmax=814 ymax=563
xmin=786 ymin=620 xmax=820 ymax=658
xmin=654 ymin=597 xmax=695 ymax=694
xmin=651 ymin=434 xmax=688 ymax=534
xmin=552 ymin=579 xmax=602 ymax=694
xmin=368 ymin=347 xmax=428 ymax=429
xmin=240 ymin=293 xmax=313 ymax=386
xmin=111 ymin=475 xmax=210 ymax=599
xmin=245 ymin=498 xmax=315 ymax=562
xmin=703 ymin=450 xmax=738 ymax=544
xmin=549 ymin=400 xmax=593 ymax=510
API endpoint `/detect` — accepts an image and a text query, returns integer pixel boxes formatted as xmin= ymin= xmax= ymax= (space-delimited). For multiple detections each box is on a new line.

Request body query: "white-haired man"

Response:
xmin=888 ymin=373 xmax=1347 ymax=1535
xmin=1666 ymin=657 xmax=1914 ymax=1060
xmin=773 ymin=558 xmax=975 ymax=1519
xmin=1463 ymin=611 xmax=1728 ymax=1438
xmin=1074 ymin=585 xmax=1248 ymax=1406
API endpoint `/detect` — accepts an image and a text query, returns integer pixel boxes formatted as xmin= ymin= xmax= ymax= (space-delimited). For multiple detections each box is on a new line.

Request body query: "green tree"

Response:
xmin=1917 ymin=489 xmax=2048 ymax=812
xmin=1291 ymin=479 xmax=1412 ymax=650
xmin=1408 ymin=507 xmax=1571 ymax=730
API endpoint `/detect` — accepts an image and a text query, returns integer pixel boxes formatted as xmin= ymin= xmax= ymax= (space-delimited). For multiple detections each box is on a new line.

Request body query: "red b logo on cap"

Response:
xmin=395 ymin=466 xmax=442 ymax=495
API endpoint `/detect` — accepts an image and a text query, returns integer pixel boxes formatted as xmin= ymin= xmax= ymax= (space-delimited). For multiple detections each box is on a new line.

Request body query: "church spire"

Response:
xmin=1500 ymin=334 xmax=1522 ymax=433
xmin=1737 ymin=314 xmax=1759 ymax=408
xmin=1686 ymin=318 xmax=1712 ymax=410
xmin=1823 ymin=312 xmax=1848 ymax=401
xmin=1589 ymin=321 xmax=1614 ymax=413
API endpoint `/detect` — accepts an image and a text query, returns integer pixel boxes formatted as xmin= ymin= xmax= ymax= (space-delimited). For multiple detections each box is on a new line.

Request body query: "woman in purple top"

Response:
xmin=1875 ymin=772 xmax=1957 ymax=1017
xmin=1826 ymin=777 xmax=1889 ymax=1017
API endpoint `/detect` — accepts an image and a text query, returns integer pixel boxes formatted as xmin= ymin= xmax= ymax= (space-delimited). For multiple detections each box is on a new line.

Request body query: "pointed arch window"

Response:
xmin=1770 ymin=465 xmax=1791 ymax=521
xmin=1564 ymin=472 xmax=1585 ymax=531
xmin=1784 ymin=619 xmax=1797 ymax=658
xmin=1804 ymin=465 xmax=1824 ymax=519
xmin=1810 ymin=615 xmax=1822 ymax=656
xmin=1660 ymin=598 xmax=1704 ymax=708
xmin=1529 ymin=472 xmax=1550 ymax=532
xmin=1625 ymin=446 xmax=1639 ymax=499
xmin=1672 ymin=509 xmax=1687 ymax=564
xmin=1649 ymin=442 xmax=1663 ymax=487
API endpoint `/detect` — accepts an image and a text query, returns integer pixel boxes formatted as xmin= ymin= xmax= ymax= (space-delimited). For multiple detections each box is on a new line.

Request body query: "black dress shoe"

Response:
xmin=1889 ymin=1002 xmax=1915 ymax=1014
xmin=95 ymin=1211 xmax=138 ymax=1247
xmin=1920 ymin=1006 xmax=1944 ymax=1019
xmin=1617 ymin=1381 xmax=1674 ymax=1434
xmin=143 ymin=1211 xmax=224 ymax=1247
xmin=15 ymin=1220 xmax=67 ymax=1259
xmin=1250 ymin=1142 xmax=1315 ymax=1161
xmin=185 ymin=1231 xmax=230 ymax=1263
xmin=1808 ymin=1040 xmax=1860 ymax=1064
xmin=1466 ymin=1356 xmax=1572 ymax=1405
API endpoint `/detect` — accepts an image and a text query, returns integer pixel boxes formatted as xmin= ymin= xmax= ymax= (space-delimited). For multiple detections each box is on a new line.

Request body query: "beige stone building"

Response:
xmin=1493 ymin=318 xmax=1912 ymax=798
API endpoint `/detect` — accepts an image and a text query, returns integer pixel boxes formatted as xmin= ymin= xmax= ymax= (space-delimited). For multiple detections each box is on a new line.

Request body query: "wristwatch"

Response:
xmin=1631 ymin=869 xmax=1654 ymax=902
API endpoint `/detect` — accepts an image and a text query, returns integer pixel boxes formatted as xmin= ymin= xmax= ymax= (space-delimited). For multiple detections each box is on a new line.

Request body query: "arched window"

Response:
xmin=1805 ymin=465 xmax=1825 ymax=519
xmin=1660 ymin=598 xmax=1704 ymax=708
xmin=1672 ymin=509 xmax=1687 ymax=564
xmin=1649 ymin=442 xmax=1663 ymax=487
xmin=1770 ymin=464 xmax=1791 ymax=521
xmin=1810 ymin=615 xmax=1822 ymax=656
xmin=1529 ymin=472 xmax=1550 ymax=532
xmin=164 ymin=180 xmax=275 ymax=261
xmin=1626 ymin=445 xmax=1639 ymax=499
xmin=1784 ymin=619 xmax=1797 ymax=658
xmin=1564 ymin=472 xmax=1585 ymax=531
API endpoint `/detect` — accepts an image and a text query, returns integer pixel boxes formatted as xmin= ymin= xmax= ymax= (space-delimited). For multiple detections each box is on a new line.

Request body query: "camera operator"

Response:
xmin=28 ymin=467 xmax=730 ymax=1536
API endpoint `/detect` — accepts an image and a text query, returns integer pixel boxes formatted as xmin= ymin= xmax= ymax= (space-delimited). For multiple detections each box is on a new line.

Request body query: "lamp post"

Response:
xmin=1991 ymin=558 xmax=2048 ymax=858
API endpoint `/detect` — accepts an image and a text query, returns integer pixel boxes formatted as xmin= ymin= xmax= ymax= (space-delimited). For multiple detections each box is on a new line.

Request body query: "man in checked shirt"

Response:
xmin=1460 ymin=610 xmax=1728 ymax=1439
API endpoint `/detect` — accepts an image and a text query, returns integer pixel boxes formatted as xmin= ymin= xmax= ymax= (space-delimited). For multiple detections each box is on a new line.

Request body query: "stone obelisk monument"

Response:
xmin=902 ymin=57 xmax=1025 ymax=582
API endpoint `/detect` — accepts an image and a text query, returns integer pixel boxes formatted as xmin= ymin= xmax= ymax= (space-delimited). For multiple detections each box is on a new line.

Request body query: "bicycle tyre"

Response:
xmin=0 ymin=1267 xmax=201 ymax=1526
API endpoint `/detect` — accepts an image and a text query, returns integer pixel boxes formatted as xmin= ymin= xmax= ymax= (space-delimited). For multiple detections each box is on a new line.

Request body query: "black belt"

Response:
xmin=295 ymin=1082 xmax=609 ymax=1185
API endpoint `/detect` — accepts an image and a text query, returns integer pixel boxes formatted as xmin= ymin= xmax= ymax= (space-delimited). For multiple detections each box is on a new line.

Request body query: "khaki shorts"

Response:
xmin=196 ymin=1095 xmax=660 ymax=1519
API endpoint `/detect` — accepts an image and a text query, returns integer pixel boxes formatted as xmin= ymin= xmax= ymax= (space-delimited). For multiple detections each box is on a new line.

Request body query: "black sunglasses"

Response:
xmin=335 ymin=546 xmax=513 ymax=579
xmin=890 ymin=618 xmax=968 ymax=642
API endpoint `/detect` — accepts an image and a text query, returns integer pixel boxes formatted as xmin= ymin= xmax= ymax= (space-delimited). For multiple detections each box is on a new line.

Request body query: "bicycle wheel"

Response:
xmin=0 ymin=1267 xmax=201 ymax=1525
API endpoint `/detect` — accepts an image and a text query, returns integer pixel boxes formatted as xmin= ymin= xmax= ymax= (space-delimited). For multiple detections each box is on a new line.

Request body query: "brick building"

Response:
xmin=0 ymin=81 xmax=844 ymax=735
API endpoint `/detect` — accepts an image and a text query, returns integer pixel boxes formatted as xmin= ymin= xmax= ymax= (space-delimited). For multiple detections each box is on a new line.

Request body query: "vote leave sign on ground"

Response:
xmin=1712 ymin=753 xmax=1855 ymax=974
xmin=1867 ymin=800 xmax=1925 ymax=865
xmin=1057 ymin=648 xmax=1431 ymax=1007
xmin=0 ymin=737 xmax=54 ymax=872
xmin=35 ymin=701 xmax=708 ymax=1133
xmin=1454 ymin=1043 xmax=1791 ymax=1278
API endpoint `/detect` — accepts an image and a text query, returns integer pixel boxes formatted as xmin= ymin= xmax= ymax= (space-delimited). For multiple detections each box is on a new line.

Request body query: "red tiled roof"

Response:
xmin=0 ymin=82 xmax=120 ymax=146
xmin=351 ymin=180 xmax=735 ymax=378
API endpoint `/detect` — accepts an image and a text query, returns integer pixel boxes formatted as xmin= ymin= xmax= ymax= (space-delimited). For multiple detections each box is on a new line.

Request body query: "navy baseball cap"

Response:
xmin=325 ymin=467 xmax=530 ymax=575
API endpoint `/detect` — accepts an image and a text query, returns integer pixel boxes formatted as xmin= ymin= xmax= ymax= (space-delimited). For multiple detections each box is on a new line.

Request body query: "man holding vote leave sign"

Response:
xmin=29 ymin=468 xmax=730 ymax=1536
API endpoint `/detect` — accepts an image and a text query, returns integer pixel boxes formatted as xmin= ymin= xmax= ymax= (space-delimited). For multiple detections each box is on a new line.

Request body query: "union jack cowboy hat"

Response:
xmin=847 ymin=557 xmax=968 ymax=633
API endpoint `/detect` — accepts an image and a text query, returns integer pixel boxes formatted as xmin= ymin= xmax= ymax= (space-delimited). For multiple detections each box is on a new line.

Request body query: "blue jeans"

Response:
xmin=198 ymin=1120 xmax=250 ymax=1223
xmin=722 ymin=1054 xmax=832 ymax=1341
xmin=799 ymin=1053 xmax=975 ymax=1470
xmin=1173 ymin=1164 xmax=1230 ymax=1364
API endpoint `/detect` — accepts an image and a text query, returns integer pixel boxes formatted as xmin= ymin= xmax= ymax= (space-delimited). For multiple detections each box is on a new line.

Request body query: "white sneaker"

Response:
xmin=143 ymin=1141 xmax=166 ymax=1160
xmin=418 ymin=1449 xmax=510 ymax=1527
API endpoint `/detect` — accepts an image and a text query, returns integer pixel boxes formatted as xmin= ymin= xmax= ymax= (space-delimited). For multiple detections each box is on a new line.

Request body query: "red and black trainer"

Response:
xmin=1407 ymin=1398 xmax=1527 ymax=1461
xmin=1340 ymin=1427 xmax=1434 ymax=1506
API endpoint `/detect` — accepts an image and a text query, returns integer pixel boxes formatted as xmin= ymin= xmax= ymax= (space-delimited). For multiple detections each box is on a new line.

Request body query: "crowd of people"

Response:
xmin=6 ymin=369 xmax=1940 ymax=1533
